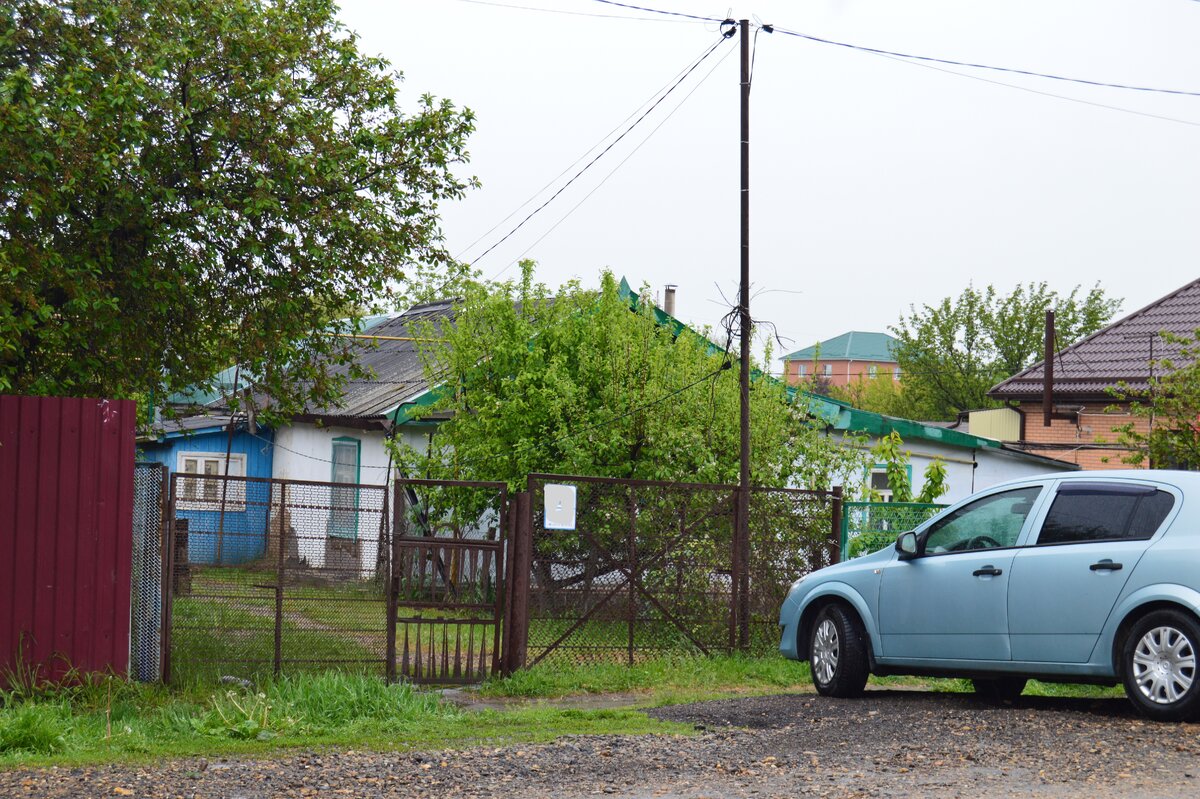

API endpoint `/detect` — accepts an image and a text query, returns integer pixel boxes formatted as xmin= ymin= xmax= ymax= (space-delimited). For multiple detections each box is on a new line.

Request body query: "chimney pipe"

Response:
xmin=664 ymin=284 xmax=677 ymax=317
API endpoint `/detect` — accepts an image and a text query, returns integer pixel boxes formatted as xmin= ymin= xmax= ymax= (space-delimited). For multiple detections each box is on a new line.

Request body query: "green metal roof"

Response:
xmin=782 ymin=331 xmax=898 ymax=363
xmin=800 ymin=392 xmax=1003 ymax=451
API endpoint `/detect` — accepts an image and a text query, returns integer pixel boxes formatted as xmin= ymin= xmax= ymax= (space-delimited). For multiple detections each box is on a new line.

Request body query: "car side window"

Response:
xmin=924 ymin=487 xmax=1042 ymax=554
xmin=1037 ymin=484 xmax=1175 ymax=545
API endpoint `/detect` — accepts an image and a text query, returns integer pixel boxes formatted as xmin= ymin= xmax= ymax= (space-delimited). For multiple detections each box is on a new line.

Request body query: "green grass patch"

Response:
xmin=479 ymin=653 xmax=813 ymax=705
xmin=0 ymin=672 xmax=689 ymax=769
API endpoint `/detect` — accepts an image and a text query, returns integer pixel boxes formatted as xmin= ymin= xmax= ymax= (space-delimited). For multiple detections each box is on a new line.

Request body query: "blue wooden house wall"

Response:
xmin=139 ymin=426 xmax=274 ymax=565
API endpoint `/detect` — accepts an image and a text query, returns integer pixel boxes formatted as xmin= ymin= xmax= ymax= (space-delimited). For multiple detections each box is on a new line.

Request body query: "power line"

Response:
xmin=772 ymin=25 xmax=1200 ymax=97
xmin=455 ymin=36 xmax=728 ymax=262
xmin=488 ymin=28 xmax=739 ymax=280
xmin=870 ymin=51 xmax=1200 ymax=128
xmin=589 ymin=0 xmax=726 ymax=23
xmin=466 ymin=33 xmax=733 ymax=267
xmin=453 ymin=0 xmax=708 ymax=23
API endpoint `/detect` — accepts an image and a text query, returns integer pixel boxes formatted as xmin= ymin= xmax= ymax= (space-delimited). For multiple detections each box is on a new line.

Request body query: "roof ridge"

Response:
xmin=990 ymin=277 xmax=1200 ymax=393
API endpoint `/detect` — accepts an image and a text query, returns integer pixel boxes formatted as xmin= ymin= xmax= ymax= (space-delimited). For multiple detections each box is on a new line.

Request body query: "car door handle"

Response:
xmin=1089 ymin=560 xmax=1123 ymax=572
xmin=972 ymin=566 xmax=1003 ymax=577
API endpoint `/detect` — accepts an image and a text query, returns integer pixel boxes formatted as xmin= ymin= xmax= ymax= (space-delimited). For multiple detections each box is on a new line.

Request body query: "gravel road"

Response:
xmin=4 ymin=690 xmax=1200 ymax=798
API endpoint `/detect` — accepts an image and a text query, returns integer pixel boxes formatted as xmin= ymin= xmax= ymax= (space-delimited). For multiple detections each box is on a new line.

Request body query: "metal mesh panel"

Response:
xmin=842 ymin=501 xmax=946 ymax=559
xmin=393 ymin=480 xmax=507 ymax=684
xmin=746 ymin=488 xmax=837 ymax=654
xmin=131 ymin=463 xmax=167 ymax=682
xmin=526 ymin=476 xmax=739 ymax=666
xmin=167 ymin=474 xmax=391 ymax=683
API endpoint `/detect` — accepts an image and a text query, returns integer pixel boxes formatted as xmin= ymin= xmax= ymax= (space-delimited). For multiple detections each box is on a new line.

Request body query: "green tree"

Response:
xmin=890 ymin=283 xmax=1121 ymax=419
xmin=393 ymin=263 xmax=868 ymax=491
xmin=1110 ymin=330 xmax=1200 ymax=469
xmin=0 ymin=0 xmax=474 ymax=418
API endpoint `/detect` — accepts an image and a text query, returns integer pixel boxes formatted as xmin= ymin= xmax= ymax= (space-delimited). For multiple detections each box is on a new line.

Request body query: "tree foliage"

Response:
xmin=890 ymin=282 xmax=1121 ymax=419
xmin=0 ymin=0 xmax=474 ymax=415
xmin=1110 ymin=330 xmax=1200 ymax=469
xmin=393 ymin=264 xmax=869 ymax=492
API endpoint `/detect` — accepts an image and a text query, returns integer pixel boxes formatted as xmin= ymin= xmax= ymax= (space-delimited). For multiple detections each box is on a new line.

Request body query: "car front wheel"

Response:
xmin=1122 ymin=610 xmax=1200 ymax=722
xmin=810 ymin=604 xmax=869 ymax=698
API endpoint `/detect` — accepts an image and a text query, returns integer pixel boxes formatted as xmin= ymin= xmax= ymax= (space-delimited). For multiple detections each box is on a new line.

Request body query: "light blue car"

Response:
xmin=779 ymin=471 xmax=1198 ymax=720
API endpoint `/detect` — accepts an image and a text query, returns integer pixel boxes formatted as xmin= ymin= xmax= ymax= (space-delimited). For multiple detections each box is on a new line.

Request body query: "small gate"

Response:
xmin=391 ymin=479 xmax=508 ymax=684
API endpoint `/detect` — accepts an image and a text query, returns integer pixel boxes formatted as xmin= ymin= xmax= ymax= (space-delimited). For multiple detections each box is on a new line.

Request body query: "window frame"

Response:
xmin=175 ymin=452 xmax=247 ymax=512
xmin=917 ymin=485 xmax=1045 ymax=557
xmin=328 ymin=436 xmax=362 ymax=540
xmin=1033 ymin=482 xmax=1177 ymax=547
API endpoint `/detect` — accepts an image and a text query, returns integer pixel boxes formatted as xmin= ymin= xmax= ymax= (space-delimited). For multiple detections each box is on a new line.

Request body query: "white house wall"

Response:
xmin=271 ymin=424 xmax=431 ymax=572
xmin=853 ymin=436 xmax=1074 ymax=505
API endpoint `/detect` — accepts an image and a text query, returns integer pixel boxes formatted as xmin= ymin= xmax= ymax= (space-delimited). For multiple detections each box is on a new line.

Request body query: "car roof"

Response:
xmin=993 ymin=469 xmax=1200 ymax=493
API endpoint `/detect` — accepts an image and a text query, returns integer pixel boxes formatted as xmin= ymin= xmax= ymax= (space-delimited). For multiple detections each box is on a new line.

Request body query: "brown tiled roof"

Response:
xmin=989 ymin=278 xmax=1200 ymax=401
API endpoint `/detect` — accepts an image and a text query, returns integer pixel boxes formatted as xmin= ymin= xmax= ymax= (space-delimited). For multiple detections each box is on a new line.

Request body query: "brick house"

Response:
xmin=782 ymin=331 xmax=899 ymax=388
xmin=987 ymin=278 xmax=1200 ymax=470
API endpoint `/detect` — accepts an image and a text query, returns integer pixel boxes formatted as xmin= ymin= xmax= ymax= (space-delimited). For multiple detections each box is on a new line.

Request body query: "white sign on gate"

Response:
xmin=544 ymin=483 xmax=577 ymax=531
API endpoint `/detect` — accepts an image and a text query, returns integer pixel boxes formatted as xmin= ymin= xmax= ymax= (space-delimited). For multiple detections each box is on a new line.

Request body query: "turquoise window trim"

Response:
xmin=329 ymin=436 xmax=361 ymax=540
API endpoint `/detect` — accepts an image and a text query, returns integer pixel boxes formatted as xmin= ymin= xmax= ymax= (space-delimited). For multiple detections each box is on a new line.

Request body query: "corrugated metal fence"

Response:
xmin=0 ymin=395 xmax=136 ymax=684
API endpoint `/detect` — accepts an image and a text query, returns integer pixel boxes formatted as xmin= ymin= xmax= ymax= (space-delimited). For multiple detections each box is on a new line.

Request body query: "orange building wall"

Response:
xmin=1015 ymin=401 xmax=1150 ymax=470
xmin=785 ymin=360 xmax=899 ymax=388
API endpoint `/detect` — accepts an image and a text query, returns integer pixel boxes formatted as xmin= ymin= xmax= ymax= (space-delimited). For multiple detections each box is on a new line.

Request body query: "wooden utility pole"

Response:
xmin=1043 ymin=310 xmax=1054 ymax=427
xmin=737 ymin=18 xmax=751 ymax=649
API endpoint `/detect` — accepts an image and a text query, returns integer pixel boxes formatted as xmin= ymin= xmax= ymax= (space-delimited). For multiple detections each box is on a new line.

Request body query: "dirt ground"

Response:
xmin=5 ymin=689 xmax=1200 ymax=798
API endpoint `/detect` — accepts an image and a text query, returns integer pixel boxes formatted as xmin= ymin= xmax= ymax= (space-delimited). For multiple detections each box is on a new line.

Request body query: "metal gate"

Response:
xmin=391 ymin=479 xmax=509 ymax=684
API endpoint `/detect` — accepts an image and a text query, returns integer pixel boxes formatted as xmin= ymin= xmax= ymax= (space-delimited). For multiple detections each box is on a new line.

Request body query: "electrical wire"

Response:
xmin=455 ymin=36 xmax=729 ymax=262
xmin=487 ymin=30 xmax=739 ymax=280
xmin=454 ymin=0 xmax=708 ymax=22
xmin=465 ymin=33 xmax=733 ymax=267
xmin=870 ymin=51 xmax=1200 ymax=128
xmin=589 ymin=0 xmax=726 ymax=23
xmin=772 ymin=25 xmax=1200 ymax=97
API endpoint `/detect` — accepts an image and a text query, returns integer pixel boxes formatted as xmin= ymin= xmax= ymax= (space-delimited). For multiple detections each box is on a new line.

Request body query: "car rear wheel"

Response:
xmin=810 ymin=604 xmax=869 ymax=698
xmin=971 ymin=676 xmax=1027 ymax=703
xmin=1122 ymin=610 xmax=1200 ymax=722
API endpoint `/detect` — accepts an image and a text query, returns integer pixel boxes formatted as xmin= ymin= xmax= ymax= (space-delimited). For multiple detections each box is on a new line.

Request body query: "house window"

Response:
xmin=329 ymin=437 xmax=361 ymax=539
xmin=868 ymin=365 xmax=878 ymax=380
xmin=177 ymin=452 xmax=246 ymax=511
xmin=823 ymin=364 xmax=832 ymax=377
xmin=893 ymin=366 xmax=902 ymax=382
xmin=797 ymin=363 xmax=807 ymax=377
xmin=869 ymin=463 xmax=913 ymax=503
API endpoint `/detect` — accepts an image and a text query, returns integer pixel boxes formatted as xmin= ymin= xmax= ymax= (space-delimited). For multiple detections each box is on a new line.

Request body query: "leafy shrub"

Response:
xmin=0 ymin=704 xmax=69 ymax=754
xmin=847 ymin=531 xmax=896 ymax=559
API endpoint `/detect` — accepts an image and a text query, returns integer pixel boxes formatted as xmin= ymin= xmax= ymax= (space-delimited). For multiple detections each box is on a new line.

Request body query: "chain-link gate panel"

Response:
xmin=131 ymin=463 xmax=167 ymax=682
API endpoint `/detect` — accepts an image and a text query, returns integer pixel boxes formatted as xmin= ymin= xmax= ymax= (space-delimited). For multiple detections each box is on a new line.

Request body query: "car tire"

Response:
xmin=1122 ymin=609 xmax=1200 ymax=722
xmin=810 ymin=604 xmax=869 ymax=698
xmin=971 ymin=677 xmax=1027 ymax=704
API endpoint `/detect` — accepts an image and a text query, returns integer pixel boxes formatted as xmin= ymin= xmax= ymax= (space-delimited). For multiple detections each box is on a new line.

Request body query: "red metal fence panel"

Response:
xmin=1 ymin=395 xmax=136 ymax=684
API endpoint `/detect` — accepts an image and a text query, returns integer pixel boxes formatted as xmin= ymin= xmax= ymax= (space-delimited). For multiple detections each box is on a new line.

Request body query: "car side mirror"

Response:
xmin=896 ymin=531 xmax=920 ymax=560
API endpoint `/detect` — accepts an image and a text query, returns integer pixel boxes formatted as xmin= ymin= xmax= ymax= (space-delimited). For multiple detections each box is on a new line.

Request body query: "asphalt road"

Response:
xmin=4 ymin=690 xmax=1200 ymax=798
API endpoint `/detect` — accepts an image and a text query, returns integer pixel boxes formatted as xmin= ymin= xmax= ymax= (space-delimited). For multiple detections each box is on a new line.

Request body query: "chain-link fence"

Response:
xmin=131 ymin=463 xmax=167 ymax=682
xmin=841 ymin=501 xmax=946 ymax=559
xmin=165 ymin=474 xmax=391 ymax=683
xmin=746 ymin=488 xmax=838 ymax=654
xmin=521 ymin=475 xmax=841 ymax=666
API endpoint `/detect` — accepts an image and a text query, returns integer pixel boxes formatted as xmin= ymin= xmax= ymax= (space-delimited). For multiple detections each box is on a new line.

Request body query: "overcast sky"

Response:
xmin=338 ymin=0 xmax=1199 ymax=371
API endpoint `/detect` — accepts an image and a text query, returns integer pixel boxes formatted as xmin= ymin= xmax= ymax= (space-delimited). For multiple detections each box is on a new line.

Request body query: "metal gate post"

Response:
xmin=273 ymin=482 xmax=287 ymax=677
xmin=503 ymin=491 xmax=532 ymax=673
xmin=385 ymin=485 xmax=400 ymax=684
xmin=830 ymin=486 xmax=843 ymax=565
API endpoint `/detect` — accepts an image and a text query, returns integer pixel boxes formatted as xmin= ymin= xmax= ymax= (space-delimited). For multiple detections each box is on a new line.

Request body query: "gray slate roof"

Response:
xmin=989 ymin=278 xmax=1200 ymax=401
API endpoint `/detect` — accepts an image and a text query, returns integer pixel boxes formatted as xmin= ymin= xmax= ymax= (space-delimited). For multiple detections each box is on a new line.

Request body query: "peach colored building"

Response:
xmin=782 ymin=331 xmax=899 ymax=388
xmin=988 ymin=278 xmax=1199 ymax=470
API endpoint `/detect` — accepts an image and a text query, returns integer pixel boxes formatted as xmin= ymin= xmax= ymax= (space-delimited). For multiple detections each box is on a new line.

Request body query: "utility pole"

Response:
xmin=736 ymin=18 xmax=751 ymax=650
xmin=1043 ymin=310 xmax=1054 ymax=427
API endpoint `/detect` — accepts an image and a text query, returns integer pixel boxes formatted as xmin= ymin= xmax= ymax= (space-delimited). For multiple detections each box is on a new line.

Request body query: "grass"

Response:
xmin=0 ymin=671 xmax=689 ymax=769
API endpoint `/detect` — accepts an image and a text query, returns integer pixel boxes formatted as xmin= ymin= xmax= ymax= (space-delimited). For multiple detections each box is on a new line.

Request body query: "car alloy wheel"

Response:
xmin=812 ymin=618 xmax=839 ymax=687
xmin=1122 ymin=609 xmax=1200 ymax=722
xmin=1132 ymin=626 xmax=1195 ymax=705
xmin=809 ymin=604 xmax=869 ymax=698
